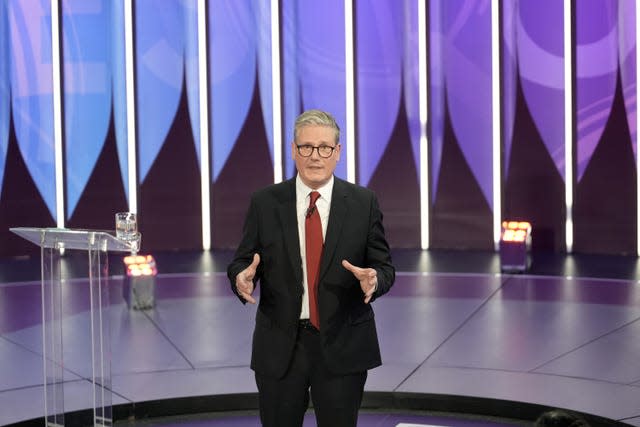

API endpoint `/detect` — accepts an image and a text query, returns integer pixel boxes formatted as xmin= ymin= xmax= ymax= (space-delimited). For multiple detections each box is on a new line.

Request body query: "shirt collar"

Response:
xmin=296 ymin=175 xmax=334 ymax=204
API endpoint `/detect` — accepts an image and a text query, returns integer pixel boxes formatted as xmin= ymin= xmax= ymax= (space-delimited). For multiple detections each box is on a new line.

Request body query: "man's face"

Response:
xmin=292 ymin=125 xmax=341 ymax=189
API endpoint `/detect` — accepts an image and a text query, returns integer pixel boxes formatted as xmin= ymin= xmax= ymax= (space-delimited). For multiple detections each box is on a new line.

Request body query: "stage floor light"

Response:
xmin=122 ymin=254 xmax=157 ymax=310
xmin=499 ymin=221 xmax=531 ymax=273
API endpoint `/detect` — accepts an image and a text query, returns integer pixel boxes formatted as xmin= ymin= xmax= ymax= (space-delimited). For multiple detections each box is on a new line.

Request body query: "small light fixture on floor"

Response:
xmin=122 ymin=254 xmax=157 ymax=309
xmin=499 ymin=221 xmax=531 ymax=273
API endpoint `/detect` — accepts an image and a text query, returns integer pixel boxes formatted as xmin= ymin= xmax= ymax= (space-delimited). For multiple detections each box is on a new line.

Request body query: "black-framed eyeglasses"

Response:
xmin=296 ymin=144 xmax=337 ymax=158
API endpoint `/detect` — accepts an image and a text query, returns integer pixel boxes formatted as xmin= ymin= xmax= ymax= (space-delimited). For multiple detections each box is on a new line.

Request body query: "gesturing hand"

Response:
xmin=342 ymin=260 xmax=378 ymax=304
xmin=235 ymin=253 xmax=260 ymax=304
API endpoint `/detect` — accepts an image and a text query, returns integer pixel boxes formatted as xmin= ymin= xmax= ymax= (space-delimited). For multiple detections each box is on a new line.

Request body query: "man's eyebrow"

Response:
xmin=298 ymin=141 xmax=333 ymax=146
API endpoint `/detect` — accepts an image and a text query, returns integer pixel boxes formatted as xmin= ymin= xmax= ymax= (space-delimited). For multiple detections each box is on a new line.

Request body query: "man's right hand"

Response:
xmin=235 ymin=253 xmax=260 ymax=304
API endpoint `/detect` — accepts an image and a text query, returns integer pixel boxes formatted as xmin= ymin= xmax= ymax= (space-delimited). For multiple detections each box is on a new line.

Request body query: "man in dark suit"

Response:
xmin=227 ymin=109 xmax=395 ymax=427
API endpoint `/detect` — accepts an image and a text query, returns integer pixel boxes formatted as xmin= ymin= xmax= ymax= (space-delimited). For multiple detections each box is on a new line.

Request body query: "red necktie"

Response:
xmin=306 ymin=191 xmax=323 ymax=329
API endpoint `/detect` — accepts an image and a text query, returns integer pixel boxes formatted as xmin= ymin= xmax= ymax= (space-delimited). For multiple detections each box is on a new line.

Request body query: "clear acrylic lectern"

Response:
xmin=10 ymin=227 xmax=137 ymax=427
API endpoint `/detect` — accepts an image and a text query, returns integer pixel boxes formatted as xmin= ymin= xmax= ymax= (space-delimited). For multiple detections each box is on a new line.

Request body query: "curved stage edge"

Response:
xmin=3 ymin=392 xmax=630 ymax=427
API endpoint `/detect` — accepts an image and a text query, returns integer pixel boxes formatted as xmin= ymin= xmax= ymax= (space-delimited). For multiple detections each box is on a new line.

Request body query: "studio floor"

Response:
xmin=1 ymin=249 xmax=640 ymax=427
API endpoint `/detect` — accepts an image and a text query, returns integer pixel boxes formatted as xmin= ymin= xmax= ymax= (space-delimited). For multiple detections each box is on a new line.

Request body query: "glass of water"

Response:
xmin=115 ymin=212 xmax=138 ymax=241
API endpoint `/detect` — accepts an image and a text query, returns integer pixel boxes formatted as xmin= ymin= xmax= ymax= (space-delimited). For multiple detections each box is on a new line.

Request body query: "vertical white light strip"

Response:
xmin=271 ymin=0 xmax=283 ymax=183
xmin=51 ymin=0 xmax=64 ymax=228
xmin=345 ymin=0 xmax=356 ymax=183
xmin=636 ymin=0 xmax=640 ymax=256
xmin=124 ymin=0 xmax=138 ymax=213
xmin=198 ymin=0 xmax=211 ymax=250
xmin=418 ymin=0 xmax=429 ymax=249
xmin=564 ymin=0 xmax=573 ymax=252
xmin=491 ymin=0 xmax=501 ymax=249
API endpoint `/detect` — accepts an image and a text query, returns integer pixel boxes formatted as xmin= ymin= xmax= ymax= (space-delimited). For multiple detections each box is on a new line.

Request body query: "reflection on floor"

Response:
xmin=1 ymin=249 xmax=640 ymax=427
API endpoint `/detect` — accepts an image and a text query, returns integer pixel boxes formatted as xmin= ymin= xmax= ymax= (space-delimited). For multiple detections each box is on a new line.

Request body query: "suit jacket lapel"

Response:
xmin=319 ymin=178 xmax=348 ymax=281
xmin=277 ymin=179 xmax=303 ymax=288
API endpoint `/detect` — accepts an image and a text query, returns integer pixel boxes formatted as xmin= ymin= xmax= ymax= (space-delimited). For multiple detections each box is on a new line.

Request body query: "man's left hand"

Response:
xmin=342 ymin=260 xmax=378 ymax=304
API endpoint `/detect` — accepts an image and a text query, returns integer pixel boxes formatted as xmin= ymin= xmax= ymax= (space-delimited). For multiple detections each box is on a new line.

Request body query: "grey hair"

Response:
xmin=294 ymin=109 xmax=340 ymax=144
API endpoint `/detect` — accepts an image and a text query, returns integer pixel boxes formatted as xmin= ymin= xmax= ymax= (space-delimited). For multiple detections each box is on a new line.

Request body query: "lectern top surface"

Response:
xmin=10 ymin=227 xmax=135 ymax=252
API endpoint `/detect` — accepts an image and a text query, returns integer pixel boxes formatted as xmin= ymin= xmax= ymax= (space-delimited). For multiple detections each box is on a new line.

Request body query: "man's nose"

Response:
xmin=310 ymin=147 xmax=322 ymax=158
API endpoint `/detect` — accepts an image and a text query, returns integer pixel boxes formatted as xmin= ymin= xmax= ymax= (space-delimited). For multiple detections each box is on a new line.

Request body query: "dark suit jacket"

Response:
xmin=227 ymin=177 xmax=395 ymax=379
